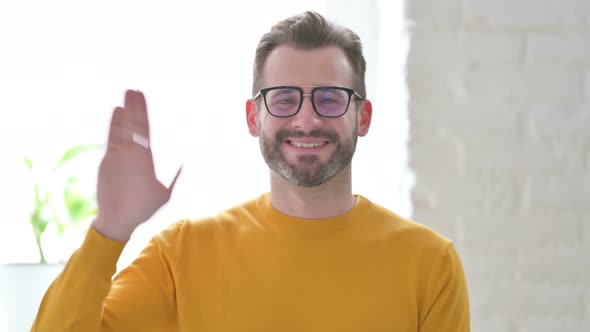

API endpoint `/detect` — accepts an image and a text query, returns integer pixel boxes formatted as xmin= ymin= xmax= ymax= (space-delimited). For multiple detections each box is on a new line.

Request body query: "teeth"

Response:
xmin=291 ymin=142 xmax=324 ymax=148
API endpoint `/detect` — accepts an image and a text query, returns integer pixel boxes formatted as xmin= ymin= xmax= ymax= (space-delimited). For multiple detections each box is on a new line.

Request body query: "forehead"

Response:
xmin=262 ymin=45 xmax=354 ymax=88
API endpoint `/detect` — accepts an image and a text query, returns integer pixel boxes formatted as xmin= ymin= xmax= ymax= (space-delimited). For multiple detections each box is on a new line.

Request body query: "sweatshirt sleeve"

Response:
xmin=419 ymin=242 xmax=471 ymax=332
xmin=31 ymin=222 xmax=182 ymax=331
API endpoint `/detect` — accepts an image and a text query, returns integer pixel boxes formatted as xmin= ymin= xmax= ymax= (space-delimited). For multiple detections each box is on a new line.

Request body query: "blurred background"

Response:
xmin=0 ymin=0 xmax=588 ymax=331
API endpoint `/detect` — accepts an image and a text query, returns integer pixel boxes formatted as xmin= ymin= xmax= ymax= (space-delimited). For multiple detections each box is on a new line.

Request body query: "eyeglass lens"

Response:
xmin=265 ymin=87 xmax=350 ymax=117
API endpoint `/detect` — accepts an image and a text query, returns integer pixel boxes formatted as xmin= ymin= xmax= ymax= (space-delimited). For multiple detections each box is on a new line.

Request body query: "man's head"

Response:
xmin=252 ymin=11 xmax=366 ymax=100
xmin=246 ymin=12 xmax=372 ymax=188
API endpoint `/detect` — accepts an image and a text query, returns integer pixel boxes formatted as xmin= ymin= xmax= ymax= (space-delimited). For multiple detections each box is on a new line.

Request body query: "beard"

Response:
xmin=260 ymin=126 xmax=358 ymax=187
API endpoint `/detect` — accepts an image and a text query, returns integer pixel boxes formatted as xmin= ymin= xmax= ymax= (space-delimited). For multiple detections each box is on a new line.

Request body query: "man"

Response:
xmin=32 ymin=11 xmax=470 ymax=331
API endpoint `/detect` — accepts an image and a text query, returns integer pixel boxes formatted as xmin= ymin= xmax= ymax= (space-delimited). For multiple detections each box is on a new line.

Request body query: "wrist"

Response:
xmin=92 ymin=217 xmax=134 ymax=242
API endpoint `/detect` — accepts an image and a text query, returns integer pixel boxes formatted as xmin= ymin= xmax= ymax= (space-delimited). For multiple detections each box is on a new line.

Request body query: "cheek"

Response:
xmin=257 ymin=117 xmax=276 ymax=139
xmin=258 ymin=113 xmax=286 ymax=134
xmin=338 ymin=113 xmax=359 ymax=135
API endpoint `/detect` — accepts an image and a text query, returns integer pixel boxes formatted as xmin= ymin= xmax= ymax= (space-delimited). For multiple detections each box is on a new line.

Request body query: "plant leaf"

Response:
xmin=49 ymin=206 xmax=66 ymax=235
xmin=30 ymin=209 xmax=50 ymax=236
xmin=52 ymin=144 xmax=101 ymax=172
xmin=24 ymin=157 xmax=33 ymax=170
xmin=64 ymin=177 xmax=98 ymax=224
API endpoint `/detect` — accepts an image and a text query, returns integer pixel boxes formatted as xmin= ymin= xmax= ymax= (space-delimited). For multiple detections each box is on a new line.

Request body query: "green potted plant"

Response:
xmin=0 ymin=143 xmax=101 ymax=331
xmin=25 ymin=144 xmax=101 ymax=263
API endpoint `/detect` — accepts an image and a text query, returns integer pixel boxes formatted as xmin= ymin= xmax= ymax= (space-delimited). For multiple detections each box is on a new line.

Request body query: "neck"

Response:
xmin=269 ymin=166 xmax=356 ymax=219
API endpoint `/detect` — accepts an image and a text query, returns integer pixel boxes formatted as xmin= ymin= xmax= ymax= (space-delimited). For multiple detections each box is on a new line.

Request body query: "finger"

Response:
xmin=124 ymin=89 xmax=150 ymax=138
xmin=107 ymin=107 xmax=127 ymax=150
xmin=134 ymin=90 xmax=151 ymax=138
xmin=121 ymin=91 xmax=136 ymax=129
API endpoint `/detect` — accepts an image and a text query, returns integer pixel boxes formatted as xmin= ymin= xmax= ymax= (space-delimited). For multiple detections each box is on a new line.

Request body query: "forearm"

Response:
xmin=31 ymin=226 xmax=125 ymax=331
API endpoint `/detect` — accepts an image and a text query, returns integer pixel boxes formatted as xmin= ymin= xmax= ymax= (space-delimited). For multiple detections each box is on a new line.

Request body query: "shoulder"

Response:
xmin=358 ymin=197 xmax=467 ymax=292
xmin=155 ymin=195 xmax=264 ymax=245
xmin=357 ymin=195 xmax=453 ymax=253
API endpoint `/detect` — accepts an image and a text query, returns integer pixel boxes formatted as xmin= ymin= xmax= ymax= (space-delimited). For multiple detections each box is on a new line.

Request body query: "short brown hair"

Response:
xmin=252 ymin=11 xmax=366 ymax=99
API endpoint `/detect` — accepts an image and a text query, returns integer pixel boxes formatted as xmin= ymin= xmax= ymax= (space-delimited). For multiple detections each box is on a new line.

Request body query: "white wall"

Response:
xmin=405 ymin=0 xmax=590 ymax=330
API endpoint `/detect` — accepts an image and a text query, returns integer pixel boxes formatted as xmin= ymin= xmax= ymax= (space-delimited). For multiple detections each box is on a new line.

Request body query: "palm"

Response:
xmin=95 ymin=90 xmax=180 ymax=240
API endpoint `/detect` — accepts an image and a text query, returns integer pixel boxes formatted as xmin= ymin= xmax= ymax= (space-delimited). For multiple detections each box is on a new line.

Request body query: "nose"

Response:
xmin=291 ymin=94 xmax=323 ymax=131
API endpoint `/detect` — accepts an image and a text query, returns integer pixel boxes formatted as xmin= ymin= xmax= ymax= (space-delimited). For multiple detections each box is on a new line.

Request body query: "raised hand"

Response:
xmin=93 ymin=90 xmax=181 ymax=242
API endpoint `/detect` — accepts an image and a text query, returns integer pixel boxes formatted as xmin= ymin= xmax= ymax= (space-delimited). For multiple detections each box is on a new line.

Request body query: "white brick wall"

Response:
xmin=405 ymin=0 xmax=590 ymax=330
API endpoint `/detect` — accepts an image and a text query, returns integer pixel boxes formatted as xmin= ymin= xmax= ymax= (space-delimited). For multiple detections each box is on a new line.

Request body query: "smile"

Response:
xmin=286 ymin=140 xmax=329 ymax=148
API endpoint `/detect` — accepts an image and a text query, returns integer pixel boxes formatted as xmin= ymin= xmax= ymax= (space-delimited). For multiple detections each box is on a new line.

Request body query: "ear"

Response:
xmin=246 ymin=99 xmax=259 ymax=137
xmin=357 ymin=99 xmax=372 ymax=137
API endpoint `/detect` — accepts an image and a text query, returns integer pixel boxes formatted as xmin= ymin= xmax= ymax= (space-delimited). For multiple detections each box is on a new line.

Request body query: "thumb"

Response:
xmin=166 ymin=165 xmax=184 ymax=195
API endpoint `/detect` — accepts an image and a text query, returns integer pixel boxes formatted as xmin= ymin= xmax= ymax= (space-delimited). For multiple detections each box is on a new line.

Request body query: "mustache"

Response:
xmin=276 ymin=129 xmax=339 ymax=142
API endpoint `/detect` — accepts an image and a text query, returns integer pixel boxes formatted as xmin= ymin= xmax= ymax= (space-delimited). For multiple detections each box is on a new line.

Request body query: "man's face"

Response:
xmin=247 ymin=46 xmax=371 ymax=187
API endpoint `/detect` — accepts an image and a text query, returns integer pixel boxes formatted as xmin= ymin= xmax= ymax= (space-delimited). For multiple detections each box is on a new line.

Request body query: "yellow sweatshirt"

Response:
xmin=32 ymin=193 xmax=470 ymax=331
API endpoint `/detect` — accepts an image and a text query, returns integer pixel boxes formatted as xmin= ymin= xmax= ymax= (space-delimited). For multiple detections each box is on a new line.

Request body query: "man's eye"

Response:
xmin=318 ymin=98 xmax=336 ymax=104
xmin=277 ymin=98 xmax=296 ymax=104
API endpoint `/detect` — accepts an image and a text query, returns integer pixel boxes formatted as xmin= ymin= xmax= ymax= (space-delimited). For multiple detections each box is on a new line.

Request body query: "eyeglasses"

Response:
xmin=254 ymin=86 xmax=363 ymax=118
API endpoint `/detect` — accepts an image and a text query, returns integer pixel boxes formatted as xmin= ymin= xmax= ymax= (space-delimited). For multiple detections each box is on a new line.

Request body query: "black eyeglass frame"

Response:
xmin=253 ymin=85 xmax=364 ymax=118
